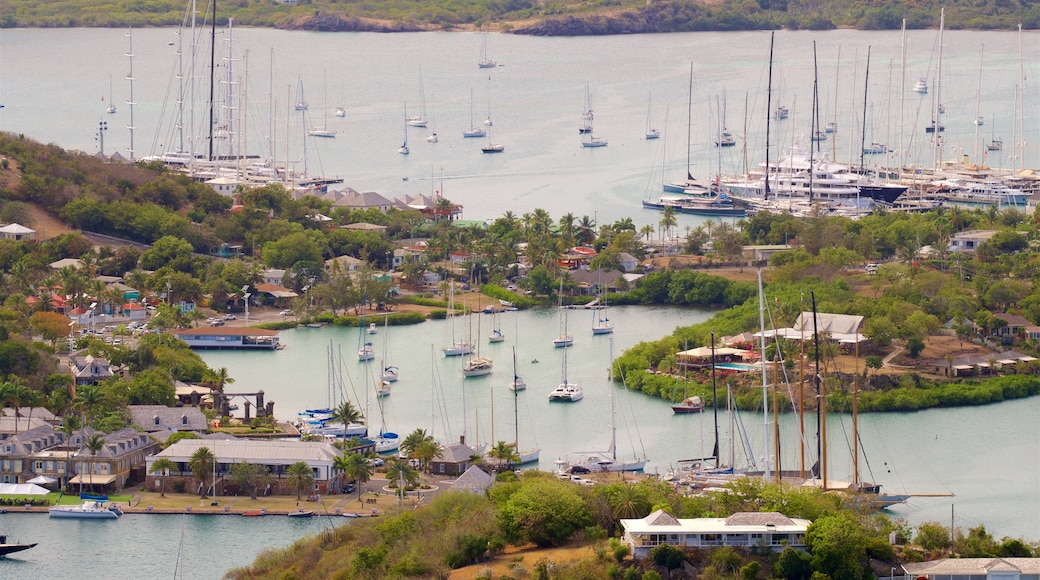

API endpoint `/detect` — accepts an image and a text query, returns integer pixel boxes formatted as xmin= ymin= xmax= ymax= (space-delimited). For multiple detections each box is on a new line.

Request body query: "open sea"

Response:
xmin=1 ymin=27 xmax=1039 ymax=578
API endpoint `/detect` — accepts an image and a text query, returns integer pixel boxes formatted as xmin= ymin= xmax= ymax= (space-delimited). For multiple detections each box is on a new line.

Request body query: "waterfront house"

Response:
xmin=0 ymin=425 xmax=64 ymax=483
xmin=0 ymin=416 xmax=50 ymax=440
xmin=49 ymin=257 xmax=84 ymax=271
xmin=129 ymin=405 xmax=209 ymax=434
xmin=169 ymin=327 xmax=280 ymax=350
xmin=569 ymin=268 xmax=624 ymax=294
xmin=332 ymin=188 xmax=394 ymax=212
xmin=67 ymin=428 xmax=158 ymax=492
xmin=620 ymin=510 xmax=810 ymax=559
xmin=429 ymin=442 xmax=476 ymax=477
xmin=146 ymin=438 xmax=344 ymax=496
xmin=255 ymin=282 xmax=298 ymax=306
xmin=903 ymin=557 xmax=1040 ymax=580
xmin=325 ymin=254 xmax=364 ymax=273
xmin=69 ymin=355 xmax=114 ymax=386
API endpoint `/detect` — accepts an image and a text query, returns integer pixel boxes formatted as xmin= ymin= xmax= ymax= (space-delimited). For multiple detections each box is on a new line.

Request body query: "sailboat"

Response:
xmin=357 ymin=313 xmax=375 ymax=361
xmin=645 ymin=92 xmax=660 ymax=140
xmin=591 ymin=274 xmax=613 ymax=335
xmin=663 ymin=64 xmax=707 ymax=192
xmin=406 ymin=68 xmax=428 ymax=127
xmin=442 ymin=283 xmax=473 ymax=356
xmin=398 ymin=106 xmax=410 ymax=155
xmin=569 ymin=339 xmax=647 ymax=471
xmin=371 ymin=388 xmax=399 ymax=453
xmin=105 ymin=74 xmax=116 ymax=114
xmin=294 ymin=78 xmax=308 ymax=111
xmin=489 ymin=310 xmax=505 ymax=343
xmin=547 ymin=347 xmax=582 ymax=402
xmin=552 ymin=279 xmax=573 ymax=347
xmin=307 ymin=72 xmax=336 ymax=138
xmin=462 ymin=310 xmax=493 ymax=377
xmin=478 ymin=27 xmax=497 ymax=69
xmin=481 ymin=81 xmax=504 ymax=153
xmin=579 ymin=83 xmax=594 ymax=134
xmin=379 ymin=316 xmax=398 ymax=382
xmin=509 ymin=348 xmax=539 ymax=464
xmin=462 ymin=88 xmax=486 ymax=138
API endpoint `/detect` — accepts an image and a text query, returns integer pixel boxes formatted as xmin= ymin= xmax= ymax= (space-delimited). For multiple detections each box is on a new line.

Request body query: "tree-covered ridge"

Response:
xmin=226 ymin=471 xmax=1037 ymax=579
xmin=0 ymin=0 xmax=1037 ymax=31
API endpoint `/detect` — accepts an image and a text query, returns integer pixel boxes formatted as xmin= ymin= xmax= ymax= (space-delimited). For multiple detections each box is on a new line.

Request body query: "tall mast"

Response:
xmin=973 ymin=45 xmax=984 ymax=163
xmin=809 ymin=42 xmax=818 ymax=204
xmin=1018 ymin=23 xmax=1025 ymax=171
xmin=933 ymin=8 xmax=945 ymax=171
xmin=860 ymin=46 xmax=872 ymax=174
xmin=208 ymin=0 xmax=217 ymax=162
xmin=125 ymin=26 xmax=136 ymax=161
xmin=710 ymin=332 xmax=719 ymax=468
xmin=898 ymin=19 xmax=906 ymax=171
xmin=765 ymin=32 xmax=774 ymax=201
xmin=758 ymin=271 xmax=769 ymax=480
xmin=686 ymin=63 xmax=694 ymax=182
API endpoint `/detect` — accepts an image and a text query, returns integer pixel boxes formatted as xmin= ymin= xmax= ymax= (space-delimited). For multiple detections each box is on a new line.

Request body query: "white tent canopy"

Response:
xmin=0 ymin=483 xmax=50 ymax=495
xmin=26 ymin=475 xmax=57 ymax=485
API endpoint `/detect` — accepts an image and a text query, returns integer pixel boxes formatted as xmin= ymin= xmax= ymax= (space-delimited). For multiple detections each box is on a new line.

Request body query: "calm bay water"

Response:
xmin=1 ymin=27 xmax=1038 ymax=230
xmin=0 ymin=28 xmax=1038 ymax=576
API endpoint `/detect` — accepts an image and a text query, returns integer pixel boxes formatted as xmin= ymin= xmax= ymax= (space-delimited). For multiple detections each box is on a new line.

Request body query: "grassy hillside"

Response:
xmin=0 ymin=0 xmax=1037 ymax=32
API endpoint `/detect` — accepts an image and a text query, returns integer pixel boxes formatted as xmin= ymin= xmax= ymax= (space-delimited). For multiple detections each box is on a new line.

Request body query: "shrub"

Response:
xmin=613 ymin=544 xmax=630 ymax=563
xmin=649 ymin=544 xmax=685 ymax=569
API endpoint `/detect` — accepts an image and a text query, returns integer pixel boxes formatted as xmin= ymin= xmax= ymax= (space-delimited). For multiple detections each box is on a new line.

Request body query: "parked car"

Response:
xmin=223 ymin=314 xmax=237 ymax=320
xmin=279 ymin=309 xmax=294 ymax=316
xmin=367 ymin=457 xmax=384 ymax=467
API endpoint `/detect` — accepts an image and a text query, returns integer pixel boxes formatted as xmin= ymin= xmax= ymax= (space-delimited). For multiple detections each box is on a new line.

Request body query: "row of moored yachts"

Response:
xmin=644 ymin=144 xmax=1037 ymax=219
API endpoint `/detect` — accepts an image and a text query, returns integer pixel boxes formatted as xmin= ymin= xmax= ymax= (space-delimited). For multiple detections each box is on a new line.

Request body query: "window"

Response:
xmin=181 ymin=415 xmax=188 ymax=425
xmin=154 ymin=416 xmax=160 ymax=426
xmin=35 ymin=461 xmax=44 ymax=471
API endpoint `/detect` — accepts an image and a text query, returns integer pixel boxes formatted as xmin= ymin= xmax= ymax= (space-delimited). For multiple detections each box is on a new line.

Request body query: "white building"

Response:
xmin=146 ymin=438 xmax=345 ymax=495
xmin=903 ymin=558 xmax=1040 ymax=580
xmin=620 ymin=510 xmax=810 ymax=559
xmin=0 ymin=223 xmax=36 ymax=241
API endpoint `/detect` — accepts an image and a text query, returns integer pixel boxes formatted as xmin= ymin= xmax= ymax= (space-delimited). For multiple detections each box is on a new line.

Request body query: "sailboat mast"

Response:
xmin=125 ymin=26 xmax=137 ymax=161
xmin=765 ymin=32 xmax=775 ymax=201
xmin=758 ymin=271 xmax=770 ymax=480
xmin=933 ymin=8 xmax=945 ymax=171
xmin=609 ymin=338 xmax=617 ymax=462
xmin=809 ymin=42 xmax=818 ymax=204
xmin=686 ymin=63 xmax=694 ymax=182
xmin=710 ymin=333 xmax=719 ymax=467
xmin=898 ymin=20 xmax=906 ymax=171
xmin=973 ymin=46 xmax=983 ymax=163
xmin=860 ymin=46 xmax=872 ymax=174
xmin=208 ymin=0 xmax=216 ymax=162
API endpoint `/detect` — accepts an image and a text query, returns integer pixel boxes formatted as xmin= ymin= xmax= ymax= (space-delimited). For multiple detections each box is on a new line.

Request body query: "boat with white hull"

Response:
xmin=49 ymin=501 xmax=122 ymax=519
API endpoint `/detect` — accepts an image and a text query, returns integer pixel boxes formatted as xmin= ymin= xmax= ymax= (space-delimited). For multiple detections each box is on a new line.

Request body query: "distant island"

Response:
xmin=1 ymin=0 xmax=1036 ymax=34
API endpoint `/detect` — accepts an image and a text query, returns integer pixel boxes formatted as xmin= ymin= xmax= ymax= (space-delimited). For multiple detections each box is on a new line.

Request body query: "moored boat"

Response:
xmin=672 ymin=396 xmax=705 ymax=414
xmin=0 ymin=533 xmax=36 ymax=556
xmin=49 ymin=500 xmax=121 ymax=519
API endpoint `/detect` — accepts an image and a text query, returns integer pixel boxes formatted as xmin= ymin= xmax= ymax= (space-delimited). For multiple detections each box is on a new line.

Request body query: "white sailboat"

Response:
xmin=357 ymin=314 xmax=375 ymax=361
xmin=569 ymin=339 xmax=647 ymax=472
xmin=579 ymin=83 xmax=593 ymax=134
xmin=644 ymin=91 xmax=660 ymax=140
xmin=307 ymin=72 xmax=336 ymax=138
xmin=406 ymin=68 xmax=428 ymax=127
xmin=478 ymin=27 xmax=497 ymax=69
xmin=462 ymin=88 xmax=486 ymax=138
xmin=105 ymin=74 xmax=116 ymax=114
xmin=398 ymin=106 xmax=410 ymax=155
xmin=591 ymin=269 xmax=613 ymax=335
xmin=294 ymin=78 xmax=308 ymax=111
xmin=510 ymin=348 xmax=539 ymax=464
xmin=462 ymin=310 xmax=493 ymax=377
xmin=508 ymin=316 xmax=525 ymax=391
xmin=489 ymin=310 xmax=505 ymax=343
xmin=553 ymin=278 xmax=573 ymax=347
xmin=442 ymin=283 xmax=473 ymax=356
xmin=481 ymin=80 xmax=504 ymax=153
xmin=547 ymin=347 xmax=582 ymax=402
xmin=379 ymin=316 xmax=398 ymax=382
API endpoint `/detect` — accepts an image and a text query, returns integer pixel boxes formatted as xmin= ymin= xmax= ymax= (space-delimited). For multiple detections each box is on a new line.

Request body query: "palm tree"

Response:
xmin=84 ymin=433 xmax=105 ymax=493
xmin=285 ymin=461 xmax=315 ymax=501
xmin=189 ymin=446 xmax=215 ymax=497
xmin=659 ymin=206 xmax=677 ymax=242
xmin=60 ymin=413 xmax=81 ymax=491
xmin=639 ymin=224 xmax=655 ymax=244
xmin=486 ymin=440 xmax=520 ymax=472
xmin=330 ymin=400 xmax=364 ymax=427
xmin=609 ymin=484 xmax=653 ymax=519
xmin=413 ymin=439 xmax=442 ymax=473
xmin=385 ymin=459 xmax=420 ymax=497
xmin=149 ymin=457 xmax=176 ymax=497
xmin=576 ymin=215 xmax=597 ymax=245
xmin=399 ymin=428 xmax=432 ymax=460
xmin=336 ymin=452 xmax=372 ymax=502
xmin=203 ymin=367 xmax=235 ymax=394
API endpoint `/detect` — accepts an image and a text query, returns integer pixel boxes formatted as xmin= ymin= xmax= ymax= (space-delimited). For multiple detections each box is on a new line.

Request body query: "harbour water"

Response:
xmin=0 ymin=27 xmax=1038 ymax=577
xmin=1 ymin=28 xmax=1038 ymax=229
